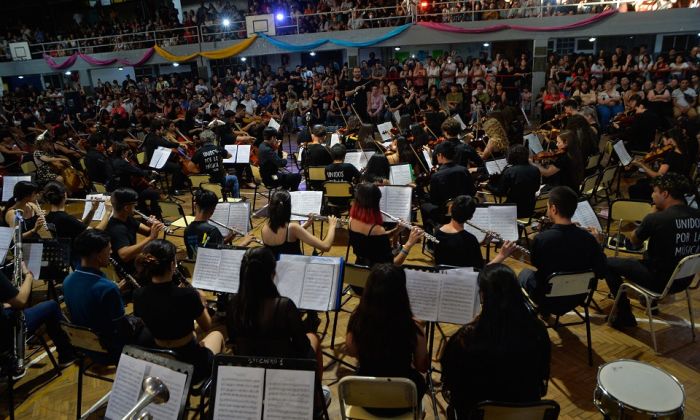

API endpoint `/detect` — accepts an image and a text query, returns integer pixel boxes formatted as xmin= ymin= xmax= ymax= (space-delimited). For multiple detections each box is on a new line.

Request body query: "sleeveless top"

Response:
xmin=348 ymin=223 xmax=393 ymax=266
xmin=263 ymin=225 xmax=302 ymax=259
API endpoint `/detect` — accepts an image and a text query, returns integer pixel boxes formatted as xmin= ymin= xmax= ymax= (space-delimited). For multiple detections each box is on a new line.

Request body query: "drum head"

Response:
xmin=598 ymin=360 xmax=684 ymax=413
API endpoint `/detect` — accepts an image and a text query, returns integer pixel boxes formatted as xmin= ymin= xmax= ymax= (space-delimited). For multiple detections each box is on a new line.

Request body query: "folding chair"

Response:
xmin=136 ymin=151 xmax=146 ymax=165
xmin=470 ymin=400 xmax=561 ymax=420
xmin=518 ymin=192 xmax=550 ymax=248
xmin=608 ymin=253 xmax=700 ymax=353
xmin=338 ymin=376 xmax=419 ymax=420
xmin=157 ymin=200 xmax=193 ymax=238
xmin=527 ymin=271 xmax=597 ymax=366
xmin=306 ymin=166 xmax=327 ymax=191
xmin=200 ymin=182 xmax=240 ymax=203
xmin=605 ymin=199 xmax=653 ymax=256
xmin=579 ymin=171 xmax=602 ymax=203
xmin=92 ymin=182 xmax=107 ymax=194
xmin=188 ymin=174 xmax=209 ymax=190
xmin=585 ymin=153 xmax=601 ymax=174
xmin=21 ymin=161 xmax=37 ymax=174
xmin=250 ymin=164 xmax=277 ymax=210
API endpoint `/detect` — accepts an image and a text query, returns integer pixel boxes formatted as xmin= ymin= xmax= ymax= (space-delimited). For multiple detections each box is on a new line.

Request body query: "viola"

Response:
xmin=532 ymin=148 xmax=566 ymax=162
xmin=642 ymin=144 xmax=673 ymax=163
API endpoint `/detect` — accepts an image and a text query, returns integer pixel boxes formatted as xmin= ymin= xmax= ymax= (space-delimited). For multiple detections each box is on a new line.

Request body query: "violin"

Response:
xmin=641 ymin=144 xmax=673 ymax=163
xmin=532 ymin=148 xmax=566 ymax=162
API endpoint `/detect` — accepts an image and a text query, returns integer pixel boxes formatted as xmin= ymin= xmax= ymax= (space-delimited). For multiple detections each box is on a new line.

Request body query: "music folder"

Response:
xmin=463 ymin=204 xmax=519 ymax=243
xmin=275 ymin=254 xmax=344 ymax=312
xmin=192 ymin=248 xmax=246 ymax=294
xmin=211 ymin=201 xmax=251 ymax=236
xmin=405 ymin=268 xmax=481 ymax=325
xmin=223 ymin=144 xmax=252 ymax=164
xmin=378 ymin=185 xmax=412 ymax=223
xmin=289 ymin=191 xmax=323 ymax=221
xmin=149 ymin=147 xmax=172 ymax=169
xmin=389 ymin=163 xmax=414 ymax=186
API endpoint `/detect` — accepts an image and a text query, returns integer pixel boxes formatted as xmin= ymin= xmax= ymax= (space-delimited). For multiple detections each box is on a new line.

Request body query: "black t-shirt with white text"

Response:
xmin=192 ymin=142 xmax=228 ymax=183
xmin=325 ymin=162 xmax=360 ymax=183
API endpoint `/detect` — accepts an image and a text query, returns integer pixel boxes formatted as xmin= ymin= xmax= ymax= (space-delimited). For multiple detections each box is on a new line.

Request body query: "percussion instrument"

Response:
xmin=594 ymin=359 xmax=684 ymax=419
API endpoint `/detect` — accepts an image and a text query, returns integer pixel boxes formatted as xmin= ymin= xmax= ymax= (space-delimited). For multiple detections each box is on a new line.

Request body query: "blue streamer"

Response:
xmin=258 ymin=24 xmax=412 ymax=52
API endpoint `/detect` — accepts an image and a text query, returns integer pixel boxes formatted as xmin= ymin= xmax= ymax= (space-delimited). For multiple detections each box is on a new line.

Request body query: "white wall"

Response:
xmin=88 ymin=67 xmax=136 ymax=87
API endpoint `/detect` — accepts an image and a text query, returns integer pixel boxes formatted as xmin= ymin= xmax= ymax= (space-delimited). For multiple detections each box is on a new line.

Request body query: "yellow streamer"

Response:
xmin=154 ymin=35 xmax=258 ymax=62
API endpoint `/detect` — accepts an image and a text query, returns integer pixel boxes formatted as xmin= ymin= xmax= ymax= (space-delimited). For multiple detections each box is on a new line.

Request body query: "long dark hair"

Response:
xmin=559 ymin=130 xmax=584 ymax=186
xmin=268 ymin=190 xmax=291 ymax=233
xmin=363 ymin=153 xmax=390 ymax=183
xmin=347 ymin=264 xmax=420 ymax=362
xmin=135 ymin=239 xmax=177 ymax=281
xmin=43 ymin=181 xmax=67 ymax=206
xmin=230 ymin=247 xmax=280 ymax=331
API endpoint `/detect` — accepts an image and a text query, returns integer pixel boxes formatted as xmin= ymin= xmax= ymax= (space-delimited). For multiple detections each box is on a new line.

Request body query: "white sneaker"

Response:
xmin=322 ymin=384 xmax=332 ymax=408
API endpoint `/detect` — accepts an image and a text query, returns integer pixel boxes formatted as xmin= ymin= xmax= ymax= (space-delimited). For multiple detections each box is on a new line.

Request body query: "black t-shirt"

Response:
xmin=183 ymin=221 xmax=224 ymax=259
xmin=107 ymin=216 xmax=140 ymax=273
xmin=191 ymin=142 xmax=228 ymax=183
xmin=133 ymin=281 xmax=204 ymax=340
xmin=636 ymin=204 xmax=700 ymax=284
xmin=0 ymin=272 xmax=18 ymax=351
xmin=85 ymin=149 xmax=112 ymax=184
xmin=0 ymin=271 xmax=18 ymax=302
xmin=344 ymin=78 xmax=368 ymax=112
xmin=325 ymin=162 xmax=360 ymax=183
xmin=662 ymin=150 xmax=691 ymax=177
xmin=550 ymin=153 xmax=579 ymax=192
xmin=434 ymin=229 xmax=484 ymax=268
xmin=45 ymin=210 xmax=87 ymax=241
xmin=303 ymin=143 xmax=333 ymax=168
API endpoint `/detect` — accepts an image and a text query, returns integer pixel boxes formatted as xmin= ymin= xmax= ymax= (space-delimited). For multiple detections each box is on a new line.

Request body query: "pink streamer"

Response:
xmin=44 ymin=47 xmax=155 ymax=70
xmin=417 ymin=9 xmax=617 ymax=33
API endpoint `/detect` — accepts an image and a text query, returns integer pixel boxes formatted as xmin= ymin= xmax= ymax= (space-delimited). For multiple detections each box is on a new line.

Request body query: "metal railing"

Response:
xmin=21 ymin=0 xmax=695 ymax=59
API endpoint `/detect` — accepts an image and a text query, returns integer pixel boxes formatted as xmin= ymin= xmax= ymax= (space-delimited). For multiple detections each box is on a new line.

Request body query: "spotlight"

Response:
xmin=241 ymin=57 xmax=247 ymax=62
xmin=276 ymin=12 xmax=284 ymax=21
xmin=222 ymin=18 xmax=231 ymax=27
xmin=173 ymin=62 xmax=180 ymax=67
xmin=18 ymin=76 xmax=24 ymax=79
xmin=483 ymin=42 xmax=490 ymax=47
xmin=118 ymin=67 xmax=124 ymax=71
xmin=588 ymin=37 xmax=596 ymax=42
xmin=65 ymin=71 xmax=72 ymax=76
xmin=310 ymin=51 xmax=316 ymax=56
xmin=419 ymin=0 xmax=429 ymax=8
xmin=394 ymin=47 xmax=401 ymax=51
xmin=411 ymin=54 xmax=416 ymax=58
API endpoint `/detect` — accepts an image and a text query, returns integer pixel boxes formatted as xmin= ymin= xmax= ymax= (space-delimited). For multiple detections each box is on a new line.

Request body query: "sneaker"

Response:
xmin=322 ymin=385 xmax=332 ymax=408
xmin=11 ymin=366 xmax=27 ymax=381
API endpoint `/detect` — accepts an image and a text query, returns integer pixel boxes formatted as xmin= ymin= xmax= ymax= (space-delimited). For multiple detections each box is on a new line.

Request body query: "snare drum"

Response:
xmin=594 ymin=360 xmax=685 ymax=419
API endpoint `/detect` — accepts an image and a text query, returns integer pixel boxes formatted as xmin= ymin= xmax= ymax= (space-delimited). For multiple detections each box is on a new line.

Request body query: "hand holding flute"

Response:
xmin=134 ymin=209 xmax=172 ymax=235
xmin=380 ymin=210 xmax=439 ymax=244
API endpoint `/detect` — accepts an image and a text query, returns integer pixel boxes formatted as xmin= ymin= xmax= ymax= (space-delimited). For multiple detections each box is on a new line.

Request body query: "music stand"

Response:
xmin=39 ymin=238 xmax=72 ymax=302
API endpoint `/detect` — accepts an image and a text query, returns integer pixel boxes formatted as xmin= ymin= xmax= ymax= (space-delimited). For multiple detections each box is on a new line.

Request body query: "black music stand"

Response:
xmin=38 ymin=238 xmax=72 ymax=302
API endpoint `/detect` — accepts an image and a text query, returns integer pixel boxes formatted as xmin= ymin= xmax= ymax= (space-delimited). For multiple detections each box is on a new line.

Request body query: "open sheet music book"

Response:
xmin=405 ymin=269 xmax=480 ymax=324
xmin=389 ymin=163 xmax=414 ymax=185
xmin=82 ymin=194 xmax=111 ymax=221
xmin=572 ymin=200 xmax=603 ymax=231
xmin=267 ymin=118 xmax=281 ymax=130
xmin=378 ymin=185 xmax=412 ymax=223
xmin=344 ymin=150 xmax=375 ymax=171
xmin=613 ymin=140 xmax=633 ymax=166
xmin=105 ymin=353 xmax=189 ymax=420
xmin=525 ymin=133 xmax=543 ymax=154
xmin=211 ymin=202 xmax=250 ymax=236
xmin=289 ymin=191 xmax=323 ymax=221
xmin=484 ymin=158 xmax=508 ymax=175
xmin=377 ymin=122 xmax=394 ymax=141
xmin=276 ymin=254 xmax=344 ymax=311
xmin=0 ymin=226 xmax=14 ymax=261
xmin=422 ymin=149 xmax=434 ymax=171
xmin=223 ymin=144 xmax=252 ymax=164
xmin=192 ymin=248 xmax=246 ymax=293
xmin=149 ymin=147 xmax=172 ymax=169
xmin=463 ymin=205 xmax=519 ymax=242
xmin=212 ymin=356 xmax=316 ymax=420
xmin=2 ymin=175 xmax=32 ymax=202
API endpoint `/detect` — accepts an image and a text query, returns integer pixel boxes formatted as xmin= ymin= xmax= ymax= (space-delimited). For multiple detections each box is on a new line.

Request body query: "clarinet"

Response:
xmin=11 ymin=210 xmax=27 ymax=374
xmin=109 ymin=257 xmax=141 ymax=289
xmin=380 ymin=210 xmax=440 ymax=244
xmin=207 ymin=219 xmax=264 ymax=245
xmin=464 ymin=221 xmax=531 ymax=256
xmin=133 ymin=210 xmax=174 ymax=235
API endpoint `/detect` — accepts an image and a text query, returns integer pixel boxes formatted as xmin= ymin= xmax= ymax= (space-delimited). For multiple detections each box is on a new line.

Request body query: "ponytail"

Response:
xmin=135 ymin=239 xmax=177 ymax=282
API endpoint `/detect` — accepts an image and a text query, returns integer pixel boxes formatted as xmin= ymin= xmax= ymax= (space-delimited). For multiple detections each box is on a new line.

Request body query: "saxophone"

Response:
xmin=10 ymin=210 xmax=27 ymax=375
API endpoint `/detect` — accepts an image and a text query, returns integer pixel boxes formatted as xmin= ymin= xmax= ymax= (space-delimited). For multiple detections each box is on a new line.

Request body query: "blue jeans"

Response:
xmin=597 ymin=104 xmax=624 ymax=131
xmin=4 ymin=300 xmax=74 ymax=360
xmin=224 ymin=175 xmax=240 ymax=198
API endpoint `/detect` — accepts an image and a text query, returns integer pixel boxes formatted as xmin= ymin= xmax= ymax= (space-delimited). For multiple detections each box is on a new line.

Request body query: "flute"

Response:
xmin=133 ymin=210 xmax=175 ymax=235
xmin=66 ymin=197 xmax=109 ymax=202
xmin=291 ymin=212 xmax=349 ymax=225
xmin=464 ymin=221 xmax=531 ymax=256
xmin=380 ymin=210 xmax=440 ymax=244
xmin=208 ymin=218 xmax=264 ymax=245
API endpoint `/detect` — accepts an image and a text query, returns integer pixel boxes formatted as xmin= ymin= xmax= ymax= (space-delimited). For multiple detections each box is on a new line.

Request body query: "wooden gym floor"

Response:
xmin=2 ymin=183 xmax=700 ymax=420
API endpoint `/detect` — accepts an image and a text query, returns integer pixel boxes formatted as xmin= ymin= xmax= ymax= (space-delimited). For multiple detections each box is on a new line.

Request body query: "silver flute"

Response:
xmin=464 ymin=221 xmax=531 ymax=256
xmin=380 ymin=210 xmax=440 ymax=244
xmin=66 ymin=197 xmax=109 ymax=202
xmin=133 ymin=210 xmax=174 ymax=235
xmin=291 ymin=212 xmax=349 ymax=225
xmin=207 ymin=218 xmax=264 ymax=245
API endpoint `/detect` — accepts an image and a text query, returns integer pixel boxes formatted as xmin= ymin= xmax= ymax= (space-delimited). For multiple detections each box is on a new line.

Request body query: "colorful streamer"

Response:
xmin=154 ymin=35 xmax=258 ymax=62
xmin=416 ymin=9 xmax=617 ymax=33
xmin=257 ymin=23 xmax=412 ymax=52
xmin=44 ymin=47 xmax=156 ymax=70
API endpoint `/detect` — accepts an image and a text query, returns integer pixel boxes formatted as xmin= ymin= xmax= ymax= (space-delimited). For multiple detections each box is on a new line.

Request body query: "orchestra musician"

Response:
xmin=531 ymin=130 xmax=584 ymax=192
xmin=109 ymin=142 xmax=161 ymax=218
xmin=62 ymin=229 xmax=144 ymax=363
xmin=518 ymin=186 xmax=607 ymax=306
xmin=564 ymin=114 xmax=600 ymax=160
xmin=191 ymin=129 xmax=240 ymax=198
xmin=361 ymin=153 xmax=390 ymax=184
xmin=420 ymin=141 xmax=476 ymax=237
xmin=441 ymin=117 xmax=483 ymax=171
xmin=33 ymin=137 xmax=71 ymax=186
xmin=423 ymin=99 xmax=447 ymax=139
xmin=348 ymin=182 xmax=424 ymax=267
xmin=325 ymin=144 xmax=361 ymax=185
xmin=615 ymin=94 xmax=660 ymax=153
xmin=261 ymin=190 xmax=338 ymax=259
xmin=486 ymin=145 xmax=542 ymax=218
xmin=434 ymin=195 xmax=516 ymax=268
xmin=259 ymin=127 xmax=301 ymax=191
xmin=107 ymin=188 xmax=166 ymax=275
xmin=344 ymin=67 xmax=369 ymax=122
xmin=43 ymin=181 xmax=111 ymax=243
xmin=0 ymin=129 xmax=28 ymax=170
xmin=83 ymin=134 xmax=113 ymax=185
xmin=143 ymin=119 xmax=187 ymax=195
xmin=606 ymin=173 xmax=700 ymax=328
xmin=302 ymin=124 xmax=333 ymax=190
xmin=3 ymin=181 xmax=44 ymax=241
xmin=478 ymin=112 xmax=510 ymax=161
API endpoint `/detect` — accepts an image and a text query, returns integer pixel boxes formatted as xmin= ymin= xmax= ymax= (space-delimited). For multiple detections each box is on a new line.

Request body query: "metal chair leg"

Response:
xmin=7 ymin=375 xmax=14 ymax=420
xmin=687 ymin=289 xmax=696 ymax=341
xmin=76 ymin=357 xmax=84 ymax=420
xmin=646 ymin=298 xmax=658 ymax=353
xmin=585 ymin=306 xmax=593 ymax=367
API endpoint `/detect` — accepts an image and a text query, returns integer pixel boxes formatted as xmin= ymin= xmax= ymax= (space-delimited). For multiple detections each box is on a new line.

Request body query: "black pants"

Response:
xmin=137 ymin=187 xmax=162 ymax=219
xmin=160 ymin=161 xmax=186 ymax=190
xmin=275 ymin=172 xmax=302 ymax=191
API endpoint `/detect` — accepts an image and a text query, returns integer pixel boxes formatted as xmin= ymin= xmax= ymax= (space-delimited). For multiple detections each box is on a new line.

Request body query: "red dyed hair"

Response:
xmin=350 ymin=204 xmax=384 ymax=226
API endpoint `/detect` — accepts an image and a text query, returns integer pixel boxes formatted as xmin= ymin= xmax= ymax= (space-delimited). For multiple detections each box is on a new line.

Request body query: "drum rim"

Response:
xmin=595 ymin=359 xmax=686 ymax=415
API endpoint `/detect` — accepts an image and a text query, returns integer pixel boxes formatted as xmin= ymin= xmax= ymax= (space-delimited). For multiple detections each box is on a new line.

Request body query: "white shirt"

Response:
xmin=672 ymin=88 xmax=696 ymax=108
xmin=241 ymin=99 xmax=257 ymax=114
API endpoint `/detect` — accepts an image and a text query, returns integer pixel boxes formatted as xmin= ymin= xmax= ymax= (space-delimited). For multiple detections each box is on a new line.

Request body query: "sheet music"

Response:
xmin=149 ymin=147 xmax=172 ymax=169
xmin=330 ymin=133 xmax=340 ymax=147
xmin=389 ymin=164 xmax=413 ymax=185
xmin=143 ymin=363 xmax=188 ymax=420
xmin=452 ymin=114 xmax=467 ymax=130
xmin=274 ymin=261 xmax=306 ymax=306
xmin=217 ymin=249 xmax=245 ymax=293
xmin=229 ymin=202 xmax=251 ymax=233
xmin=485 ymin=158 xmax=508 ymax=175
xmin=525 ymin=133 xmax=543 ymax=154
xmin=2 ymin=175 xmax=31 ymax=202
xmin=235 ymin=145 xmax=251 ymax=164
xmin=276 ymin=255 xmax=342 ymax=311
xmin=223 ymin=145 xmax=238 ymax=164
xmin=379 ymin=186 xmax=412 ymax=223
xmin=488 ymin=205 xmax=519 ymax=241
xmin=263 ymin=369 xmax=315 ymax=420
xmin=21 ymin=243 xmax=43 ymax=278
xmin=463 ymin=207 xmax=489 ymax=243
xmin=344 ymin=151 xmax=363 ymax=171
xmin=211 ymin=203 xmax=234 ymax=236
xmin=377 ymin=122 xmax=393 ymax=141
xmin=289 ymin=191 xmax=323 ymax=221
xmin=572 ymin=200 xmax=603 ymax=231
xmin=405 ymin=270 xmax=441 ymax=322
xmin=392 ymin=110 xmax=401 ymax=123
xmin=438 ymin=272 xmax=479 ymax=324
xmin=105 ymin=354 xmax=147 ymax=420
xmin=268 ymin=118 xmax=281 ymax=130
xmin=192 ymin=248 xmax=245 ymax=293
xmin=82 ymin=194 xmax=109 ymax=221
xmin=0 ymin=226 xmax=14 ymax=261
xmin=212 ymin=366 xmax=265 ymax=420
xmin=299 ymin=263 xmax=335 ymax=311
xmin=613 ymin=141 xmax=633 ymax=166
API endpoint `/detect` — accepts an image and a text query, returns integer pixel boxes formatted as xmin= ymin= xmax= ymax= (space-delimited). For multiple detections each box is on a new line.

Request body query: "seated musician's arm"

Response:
xmin=289 ymin=220 xmax=336 ymax=252
xmin=193 ymin=289 xmax=213 ymax=331
xmin=630 ymin=213 xmax=654 ymax=247
xmin=3 ymin=269 xmax=33 ymax=309
xmin=413 ymin=325 xmax=429 ymax=373
xmin=282 ymin=299 xmax=313 ymax=356
xmin=115 ymin=224 xmax=159 ymax=262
